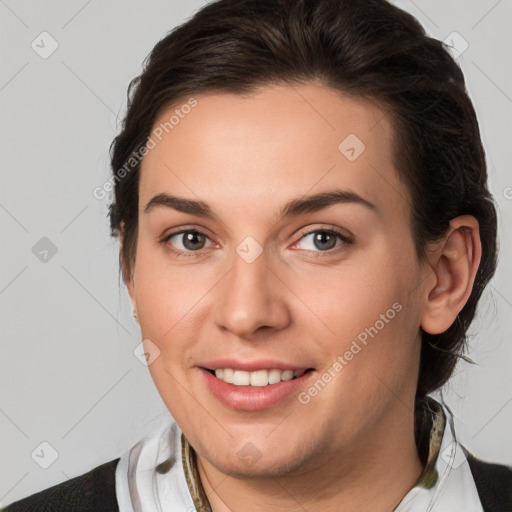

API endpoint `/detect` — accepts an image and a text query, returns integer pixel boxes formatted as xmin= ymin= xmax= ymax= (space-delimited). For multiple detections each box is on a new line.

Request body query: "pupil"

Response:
xmin=314 ymin=231 xmax=336 ymax=250
xmin=184 ymin=232 xmax=204 ymax=250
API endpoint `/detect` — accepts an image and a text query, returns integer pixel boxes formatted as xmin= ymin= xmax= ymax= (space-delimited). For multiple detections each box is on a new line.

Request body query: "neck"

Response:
xmin=196 ymin=405 xmax=424 ymax=512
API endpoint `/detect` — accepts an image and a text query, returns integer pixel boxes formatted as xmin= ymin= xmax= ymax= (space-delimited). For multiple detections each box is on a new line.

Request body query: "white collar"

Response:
xmin=393 ymin=400 xmax=483 ymax=511
xmin=115 ymin=414 xmax=196 ymax=512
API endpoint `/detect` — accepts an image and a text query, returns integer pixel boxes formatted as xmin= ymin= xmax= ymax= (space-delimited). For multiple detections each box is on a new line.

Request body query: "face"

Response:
xmin=127 ymin=82 xmax=430 ymax=479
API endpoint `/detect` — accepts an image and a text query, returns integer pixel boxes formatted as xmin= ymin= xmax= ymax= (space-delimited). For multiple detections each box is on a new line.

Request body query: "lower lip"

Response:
xmin=200 ymin=368 xmax=315 ymax=411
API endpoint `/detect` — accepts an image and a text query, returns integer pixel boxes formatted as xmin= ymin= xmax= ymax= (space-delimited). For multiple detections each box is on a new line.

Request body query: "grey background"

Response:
xmin=1 ymin=0 xmax=511 ymax=505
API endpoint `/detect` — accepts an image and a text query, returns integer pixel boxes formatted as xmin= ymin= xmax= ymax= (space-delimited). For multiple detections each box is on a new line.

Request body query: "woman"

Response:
xmin=4 ymin=0 xmax=511 ymax=510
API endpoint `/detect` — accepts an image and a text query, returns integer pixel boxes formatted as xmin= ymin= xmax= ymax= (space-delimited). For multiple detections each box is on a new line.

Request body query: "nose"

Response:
xmin=214 ymin=245 xmax=291 ymax=339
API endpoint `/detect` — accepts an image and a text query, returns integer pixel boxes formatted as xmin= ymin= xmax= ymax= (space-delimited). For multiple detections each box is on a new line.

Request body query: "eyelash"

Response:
xmin=160 ymin=225 xmax=353 ymax=259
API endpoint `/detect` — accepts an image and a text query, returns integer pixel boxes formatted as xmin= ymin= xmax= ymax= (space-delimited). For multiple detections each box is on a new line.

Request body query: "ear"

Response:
xmin=420 ymin=215 xmax=482 ymax=335
xmin=119 ymin=221 xmax=136 ymax=304
xmin=125 ymin=270 xmax=135 ymax=304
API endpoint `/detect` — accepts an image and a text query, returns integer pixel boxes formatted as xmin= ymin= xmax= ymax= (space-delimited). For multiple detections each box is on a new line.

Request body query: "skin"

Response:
xmin=125 ymin=82 xmax=481 ymax=511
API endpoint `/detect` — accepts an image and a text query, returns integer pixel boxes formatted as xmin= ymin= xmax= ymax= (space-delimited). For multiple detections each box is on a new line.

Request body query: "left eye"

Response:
xmin=295 ymin=229 xmax=350 ymax=252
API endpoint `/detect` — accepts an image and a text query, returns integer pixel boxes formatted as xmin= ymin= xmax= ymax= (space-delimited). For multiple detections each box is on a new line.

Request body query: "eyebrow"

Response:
xmin=143 ymin=189 xmax=377 ymax=220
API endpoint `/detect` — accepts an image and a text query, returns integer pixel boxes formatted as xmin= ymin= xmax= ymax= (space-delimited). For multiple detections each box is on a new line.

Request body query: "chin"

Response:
xmin=196 ymin=432 xmax=323 ymax=480
xmin=209 ymin=450 xmax=312 ymax=479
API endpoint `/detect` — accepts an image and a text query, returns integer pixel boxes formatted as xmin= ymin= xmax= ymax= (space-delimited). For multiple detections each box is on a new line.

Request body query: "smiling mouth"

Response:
xmin=205 ymin=368 xmax=315 ymax=387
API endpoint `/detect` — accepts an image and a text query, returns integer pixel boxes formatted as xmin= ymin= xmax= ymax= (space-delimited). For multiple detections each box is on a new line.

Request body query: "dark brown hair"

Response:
xmin=109 ymin=0 xmax=498 ymax=398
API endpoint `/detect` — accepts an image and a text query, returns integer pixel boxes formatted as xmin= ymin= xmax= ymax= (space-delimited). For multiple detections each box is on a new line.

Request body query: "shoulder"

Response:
xmin=466 ymin=451 xmax=512 ymax=512
xmin=2 ymin=458 xmax=120 ymax=512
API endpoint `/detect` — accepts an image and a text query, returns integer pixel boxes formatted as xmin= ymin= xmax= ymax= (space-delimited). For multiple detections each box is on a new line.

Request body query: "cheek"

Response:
xmin=131 ymin=282 xmax=192 ymax=385
xmin=132 ymin=239 xmax=208 ymax=337
xmin=291 ymin=259 xmax=405 ymax=340
xmin=292 ymin=245 xmax=421 ymax=379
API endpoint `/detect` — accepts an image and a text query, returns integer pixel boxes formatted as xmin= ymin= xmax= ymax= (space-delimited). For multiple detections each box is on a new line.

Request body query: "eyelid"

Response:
xmin=160 ymin=224 xmax=213 ymax=242
xmin=293 ymin=224 xmax=353 ymax=243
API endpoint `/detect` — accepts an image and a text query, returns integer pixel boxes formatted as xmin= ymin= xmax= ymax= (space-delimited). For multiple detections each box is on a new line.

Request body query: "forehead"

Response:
xmin=139 ymin=82 xmax=410 ymax=224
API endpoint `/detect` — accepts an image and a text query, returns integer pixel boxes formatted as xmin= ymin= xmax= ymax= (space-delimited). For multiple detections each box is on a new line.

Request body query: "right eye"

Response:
xmin=161 ymin=229 xmax=214 ymax=257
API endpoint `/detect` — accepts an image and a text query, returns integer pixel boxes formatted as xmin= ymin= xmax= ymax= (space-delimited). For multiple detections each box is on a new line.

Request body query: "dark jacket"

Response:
xmin=2 ymin=453 xmax=512 ymax=511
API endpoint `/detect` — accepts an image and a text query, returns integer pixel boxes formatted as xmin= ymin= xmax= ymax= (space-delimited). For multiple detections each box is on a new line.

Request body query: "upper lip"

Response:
xmin=200 ymin=359 xmax=313 ymax=372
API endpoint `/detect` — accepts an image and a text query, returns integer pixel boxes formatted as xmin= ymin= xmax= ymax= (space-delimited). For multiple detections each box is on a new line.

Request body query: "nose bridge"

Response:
xmin=214 ymin=240 xmax=290 ymax=337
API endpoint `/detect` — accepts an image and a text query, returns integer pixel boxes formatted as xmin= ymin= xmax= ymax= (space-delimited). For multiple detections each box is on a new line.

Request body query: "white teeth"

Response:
xmin=222 ymin=368 xmax=234 ymax=384
xmin=233 ymin=370 xmax=250 ymax=386
xmin=250 ymin=370 xmax=269 ymax=387
xmin=268 ymin=369 xmax=282 ymax=385
xmin=281 ymin=370 xmax=294 ymax=381
xmin=211 ymin=368 xmax=308 ymax=387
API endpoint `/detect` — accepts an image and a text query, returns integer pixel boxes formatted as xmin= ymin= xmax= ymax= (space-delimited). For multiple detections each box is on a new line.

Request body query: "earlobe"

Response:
xmin=126 ymin=277 xmax=138 ymax=324
xmin=420 ymin=216 xmax=482 ymax=335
